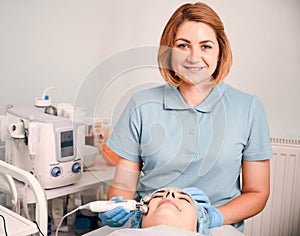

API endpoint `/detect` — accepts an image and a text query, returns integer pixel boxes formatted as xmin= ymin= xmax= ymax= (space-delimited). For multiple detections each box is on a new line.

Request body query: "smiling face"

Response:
xmin=171 ymin=21 xmax=220 ymax=86
xmin=141 ymin=188 xmax=198 ymax=232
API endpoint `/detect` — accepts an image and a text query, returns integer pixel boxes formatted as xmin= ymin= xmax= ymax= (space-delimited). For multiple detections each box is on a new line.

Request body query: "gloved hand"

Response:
xmin=98 ymin=196 xmax=134 ymax=227
xmin=205 ymin=207 xmax=223 ymax=228
xmin=183 ymin=187 xmax=224 ymax=228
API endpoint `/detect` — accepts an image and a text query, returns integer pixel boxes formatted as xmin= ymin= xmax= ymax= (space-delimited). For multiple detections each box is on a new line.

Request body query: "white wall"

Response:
xmin=0 ymin=0 xmax=299 ymax=138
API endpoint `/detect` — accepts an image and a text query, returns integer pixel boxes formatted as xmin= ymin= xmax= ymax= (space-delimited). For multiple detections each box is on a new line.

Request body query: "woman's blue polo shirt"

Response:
xmin=107 ymin=82 xmax=272 ymax=207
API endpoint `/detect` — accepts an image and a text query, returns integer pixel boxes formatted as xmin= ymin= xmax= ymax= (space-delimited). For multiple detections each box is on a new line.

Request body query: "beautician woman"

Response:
xmin=99 ymin=2 xmax=272 ymax=231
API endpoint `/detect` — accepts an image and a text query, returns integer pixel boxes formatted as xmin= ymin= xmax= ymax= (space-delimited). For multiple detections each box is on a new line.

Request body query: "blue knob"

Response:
xmin=51 ymin=166 xmax=61 ymax=177
xmin=72 ymin=162 xmax=81 ymax=173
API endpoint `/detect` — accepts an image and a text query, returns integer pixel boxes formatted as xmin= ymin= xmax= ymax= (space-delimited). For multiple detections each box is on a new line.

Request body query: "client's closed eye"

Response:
xmin=179 ymin=196 xmax=192 ymax=204
xmin=152 ymin=193 xmax=164 ymax=199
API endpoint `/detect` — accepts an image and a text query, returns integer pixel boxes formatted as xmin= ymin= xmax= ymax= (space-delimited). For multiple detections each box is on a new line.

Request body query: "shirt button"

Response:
xmin=189 ymin=129 xmax=194 ymax=135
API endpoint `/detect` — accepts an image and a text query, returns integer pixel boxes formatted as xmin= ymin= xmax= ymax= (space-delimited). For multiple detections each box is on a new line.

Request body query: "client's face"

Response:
xmin=141 ymin=188 xmax=198 ymax=232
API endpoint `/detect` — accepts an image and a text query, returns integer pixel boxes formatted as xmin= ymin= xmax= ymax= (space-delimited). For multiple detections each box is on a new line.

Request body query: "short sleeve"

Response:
xmin=106 ymin=96 xmax=142 ymax=163
xmin=243 ymin=96 xmax=273 ymax=161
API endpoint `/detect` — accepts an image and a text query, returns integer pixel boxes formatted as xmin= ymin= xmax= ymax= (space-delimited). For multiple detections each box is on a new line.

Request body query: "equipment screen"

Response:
xmin=60 ymin=130 xmax=74 ymax=158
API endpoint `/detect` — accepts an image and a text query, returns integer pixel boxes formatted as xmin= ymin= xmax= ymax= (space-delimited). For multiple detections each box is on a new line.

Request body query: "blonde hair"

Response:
xmin=158 ymin=2 xmax=232 ymax=86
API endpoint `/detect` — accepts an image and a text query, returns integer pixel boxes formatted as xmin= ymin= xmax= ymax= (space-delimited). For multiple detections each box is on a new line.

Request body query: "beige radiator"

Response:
xmin=244 ymin=138 xmax=300 ymax=236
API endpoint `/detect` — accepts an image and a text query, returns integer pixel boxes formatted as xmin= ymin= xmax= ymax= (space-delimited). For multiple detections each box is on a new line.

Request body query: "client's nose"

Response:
xmin=165 ymin=190 xmax=176 ymax=198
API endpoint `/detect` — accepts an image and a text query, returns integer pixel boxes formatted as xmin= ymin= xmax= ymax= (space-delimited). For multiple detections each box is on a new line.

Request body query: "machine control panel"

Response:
xmin=72 ymin=162 xmax=81 ymax=173
xmin=51 ymin=166 xmax=62 ymax=177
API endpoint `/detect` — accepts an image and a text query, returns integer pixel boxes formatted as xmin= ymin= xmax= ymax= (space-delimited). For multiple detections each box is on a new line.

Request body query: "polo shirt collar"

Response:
xmin=163 ymin=82 xmax=226 ymax=113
